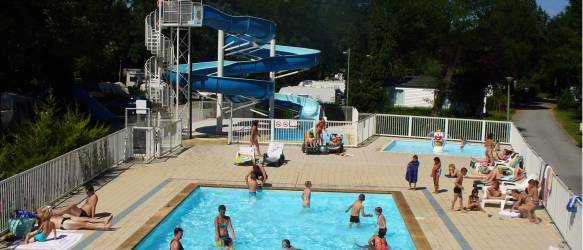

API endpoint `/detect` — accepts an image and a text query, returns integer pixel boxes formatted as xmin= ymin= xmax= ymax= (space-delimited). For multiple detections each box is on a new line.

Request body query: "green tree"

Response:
xmin=0 ymin=96 xmax=108 ymax=179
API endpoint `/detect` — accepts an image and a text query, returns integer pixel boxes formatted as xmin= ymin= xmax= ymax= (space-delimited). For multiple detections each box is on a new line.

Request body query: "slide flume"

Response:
xmin=164 ymin=5 xmax=321 ymax=120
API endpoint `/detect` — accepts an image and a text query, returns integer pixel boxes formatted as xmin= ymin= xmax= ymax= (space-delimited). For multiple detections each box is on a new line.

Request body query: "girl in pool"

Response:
xmin=430 ymin=157 xmax=442 ymax=194
xmin=214 ymin=205 xmax=235 ymax=249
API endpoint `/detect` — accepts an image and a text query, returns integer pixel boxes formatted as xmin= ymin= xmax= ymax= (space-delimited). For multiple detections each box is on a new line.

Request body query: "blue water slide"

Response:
xmin=164 ymin=5 xmax=321 ymax=120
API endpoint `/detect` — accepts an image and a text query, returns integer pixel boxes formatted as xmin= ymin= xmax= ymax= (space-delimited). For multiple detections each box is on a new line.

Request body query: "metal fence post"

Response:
xmin=444 ymin=118 xmax=449 ymax=139
xmin=270 ymin=119 xmax=275 ymax=141
xmin=408 ymin=116 xmax=413 ymax=137
xmin=481 ymin=120 xmax=486 ymax=142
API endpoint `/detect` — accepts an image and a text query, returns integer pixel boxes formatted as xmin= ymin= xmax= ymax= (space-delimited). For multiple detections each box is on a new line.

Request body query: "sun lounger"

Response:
xmin=234 ymin=146 xmax=256 ymax=166
xmin=502 ymin=174 xmax=538 ymax=192
xmin=14 ymin=230 xmax=82 ymax=250
xmin=481 ymin=188 xmax=514 ymax=212
xmin=495 ymin=153 xmax=521 ymax=174
xmin=263 ymin=142 xmax=285 ymax=167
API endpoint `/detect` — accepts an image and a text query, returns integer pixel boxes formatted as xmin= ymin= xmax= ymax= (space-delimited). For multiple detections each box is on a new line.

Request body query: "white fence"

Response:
xmin=228 ymin=114 xmax=511 ymax=147
xmin=0 ymin=129 xmax=128 ymax=231
xmin=156 ymin=120 xmax=182 ymax=157
xmin=375 ymin=114 xmax=511 ymax=143
xmin=509 ymin=124 xmax=581 ymax=250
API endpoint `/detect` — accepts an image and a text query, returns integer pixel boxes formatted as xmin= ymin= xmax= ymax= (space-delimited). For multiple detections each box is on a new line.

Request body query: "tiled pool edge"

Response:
xmin=117 ymin=183 xmax=431 ymax=250
xmin=116 ymin=183 xmax=197 ymax=250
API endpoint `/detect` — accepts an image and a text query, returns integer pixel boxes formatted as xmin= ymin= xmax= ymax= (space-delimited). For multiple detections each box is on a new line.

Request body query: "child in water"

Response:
xmin=246 ymin=173 xmax=258 ymax=198
xmin=301 ymin=181 xmax=312 ymax=208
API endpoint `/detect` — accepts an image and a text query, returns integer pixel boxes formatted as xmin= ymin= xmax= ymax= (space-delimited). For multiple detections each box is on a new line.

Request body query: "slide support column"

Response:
xmin=216 ymin=30 xmax=224 ymax=134
xmin=269 ymin=39 xmax=276 ymax=119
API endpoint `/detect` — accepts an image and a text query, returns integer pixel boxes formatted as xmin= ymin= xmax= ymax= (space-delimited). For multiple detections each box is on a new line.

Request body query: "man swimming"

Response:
xmin=345 ymin=194 xmax=373 ymax=227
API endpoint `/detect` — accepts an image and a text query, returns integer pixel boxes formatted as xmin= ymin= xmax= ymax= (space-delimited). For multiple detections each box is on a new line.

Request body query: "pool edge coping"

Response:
xmin=118 ymin=182 xmax=431 ymax=250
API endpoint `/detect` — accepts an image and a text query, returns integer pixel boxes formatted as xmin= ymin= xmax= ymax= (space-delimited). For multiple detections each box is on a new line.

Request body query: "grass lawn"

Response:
xmin=553 ymin=107 xmax=582 ymax=146
xmin=484 ymin=108 xmax=516 ymax=121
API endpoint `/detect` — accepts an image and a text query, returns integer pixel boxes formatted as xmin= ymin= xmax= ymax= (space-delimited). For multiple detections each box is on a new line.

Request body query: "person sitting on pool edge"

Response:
xmin=345 ymin=194 xmax=373 ymax=228
xmin=214 ymin=205 xmax=235 ymax=249
xmin=246 ymin=172 xmax=258 ymax=198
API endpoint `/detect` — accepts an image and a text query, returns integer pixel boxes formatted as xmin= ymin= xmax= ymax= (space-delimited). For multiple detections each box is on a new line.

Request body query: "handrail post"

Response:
xmin=444 ymin=118 xmax=449 ymax=139
xmin=270 ymin=119 xmax=275 ymax=142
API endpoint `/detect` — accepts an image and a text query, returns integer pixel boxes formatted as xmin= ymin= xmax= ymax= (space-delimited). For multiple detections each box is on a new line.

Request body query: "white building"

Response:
xmin=123 ymin=68 xmax=145 ymax=87
xmin=298 ymin=80 xmax=345 ymax=93
xmin=387 ymin=76 xmax=449 ymax=108
xmin=278 ymin=86 xmax=337 ymax=104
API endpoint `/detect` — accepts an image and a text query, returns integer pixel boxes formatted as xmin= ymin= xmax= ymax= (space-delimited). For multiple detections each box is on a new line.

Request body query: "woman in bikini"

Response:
xmin=245 ymin=163 xmax=268 ymax=186
xmin=214 ymin=205 xmax=235 ymax=248
xmin=315 ymin=118 xmax=326 ymax=146
xmin=50 ymin=215 xmax=112 ymax=230
xmin=250 ymin=120 xmax=261 ymax=157
xmin=484 ymin=133 xmax=495 ymax=164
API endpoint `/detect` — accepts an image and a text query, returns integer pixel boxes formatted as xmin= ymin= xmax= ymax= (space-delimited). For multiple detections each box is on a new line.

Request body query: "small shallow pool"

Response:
xmin=383 ymin=140 xmax=484 ymax=157
xmin=136 ymin=187 xmax=416 ymax=249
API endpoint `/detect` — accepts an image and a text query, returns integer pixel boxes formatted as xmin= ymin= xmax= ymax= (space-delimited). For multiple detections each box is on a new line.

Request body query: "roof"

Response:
xmin=278 ymin=86 xmax=337 ymax=104
xmin=388 ymin=75 xmax=439 ymax=89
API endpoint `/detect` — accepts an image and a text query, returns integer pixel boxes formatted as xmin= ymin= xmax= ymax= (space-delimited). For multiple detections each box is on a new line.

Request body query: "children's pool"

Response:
xmin=136 ymin=187 xmax=416 ymax=250
xmin=383 ymin=140 xmax=484 ymax=157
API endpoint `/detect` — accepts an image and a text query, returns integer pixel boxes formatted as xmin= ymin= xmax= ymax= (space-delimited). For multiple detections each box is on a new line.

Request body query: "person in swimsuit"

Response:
xmin=250 ymin=120 xmax=261 ymax=157
xmin=430 ymin=157 xmax=442 ymax=194
xmin=484 ymin=133 xmax=495 ymax=164
xmin=315 ymin=118 xmax=326 ymax=146
xmin=345 ymin=194 xmax=372 ymax=228
xmin=511 ymin=163 xmax=526 ymax=182
xmin=170 ymin=227 xmax=184 ymax=250
xmin=214 ymin=205 xmax=235 ymax=248
xmin=21 ymin=212 xmax=56 ymax=245
xmin=246 ymin=173 xmax=258 ymax=198
xmin=460 ymin=137 xmax=467 ymax=151
xmin=245 ymin=163 xmax=267 ymax=187
xmin=510 ymin=189 xmax=538 ymax=223
xmin=281 ymin=239 xmax=298 ymax=249
xmin=52 ymin=184 xmax=98 ymax=218
xmin=367 ymin=233 xmax=390 ymax=250
xmin=486 ymin=181 xmax=505 ymax=199
xmin=451 ymin=168 xmax=468 ymax=212
xmin=50 ymin=214 xmax=112 ymax=231
xmin=301 ymin=181 xmax=312 ymax=208
xmin=465 ymin=188 xmax=485 ymax=212
xmin=375 ymin=207 xmax=387 ymax=238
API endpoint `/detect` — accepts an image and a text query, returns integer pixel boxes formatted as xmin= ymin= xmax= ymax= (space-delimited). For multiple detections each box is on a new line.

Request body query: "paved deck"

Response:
xmin=514 ymin=102 xmax=582 ymax=194
xmin=56 ymin=137 xmax=564 ymax=250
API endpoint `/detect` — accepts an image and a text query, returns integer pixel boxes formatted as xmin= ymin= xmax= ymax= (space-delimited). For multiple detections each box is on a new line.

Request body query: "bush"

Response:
xmin=0 ymin=96 xmax=109 ymax=179
xmin=382 ymin=105 xmax=455 ymax=117
xmin=558 ymin=89 xmax=577 ymax=109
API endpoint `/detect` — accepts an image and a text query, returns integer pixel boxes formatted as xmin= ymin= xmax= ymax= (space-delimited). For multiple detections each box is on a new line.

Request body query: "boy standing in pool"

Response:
xmin=375 ymin=207 xmax=387 ymax=237
xmin=246 ymin=173 xmax=258 ymax=198
xmin=345 ymin=194 xmax=372 ymax=228
xmin=301 ymin=181 xmax=312 ymax=208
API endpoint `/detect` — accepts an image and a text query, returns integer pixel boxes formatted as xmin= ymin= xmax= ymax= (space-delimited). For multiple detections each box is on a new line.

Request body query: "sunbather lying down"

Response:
xmin=329 ymin=134 xmax=343 ymax=146
xmin=51 ymin=215 xmax=113 ymax=230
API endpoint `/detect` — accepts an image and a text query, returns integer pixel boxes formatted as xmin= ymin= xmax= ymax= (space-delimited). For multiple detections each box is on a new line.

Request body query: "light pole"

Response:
xmin=343 ymin=48 xmax=350 ymax=110
xmin=504 ymin=76 xmax=513 ymax=121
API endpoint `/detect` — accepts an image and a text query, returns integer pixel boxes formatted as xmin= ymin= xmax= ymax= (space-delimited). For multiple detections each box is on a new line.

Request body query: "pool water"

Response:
xmin=383 ymin=140 xmax=484 ymax=157
xmin=136 ymin=187 xmax=416 ymax=250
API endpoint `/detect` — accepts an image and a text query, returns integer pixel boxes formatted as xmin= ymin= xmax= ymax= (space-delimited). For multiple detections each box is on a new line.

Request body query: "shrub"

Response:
xmin=558 ymin=89 xmax=577 ymax=109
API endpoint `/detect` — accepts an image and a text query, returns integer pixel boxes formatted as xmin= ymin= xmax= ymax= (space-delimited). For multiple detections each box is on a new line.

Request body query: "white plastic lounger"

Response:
xmin=14 ymin=230 xmax=82 ymax=250
xmin=502 ymin=174 xmax=538 ymax=192
xmin=481 ymin=188 xmax=514 ymax=212
xmin=234 ymin=146 xmax=256 ymax=166
xmin=263 ymin=142 xmax=285 ymax=166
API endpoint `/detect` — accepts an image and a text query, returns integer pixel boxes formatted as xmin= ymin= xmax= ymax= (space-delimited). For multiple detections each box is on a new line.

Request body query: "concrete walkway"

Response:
xmin=52 ymin=137 xmax=563 ymax=250
xmin=513 ymin=102 xmax=582 ymax=194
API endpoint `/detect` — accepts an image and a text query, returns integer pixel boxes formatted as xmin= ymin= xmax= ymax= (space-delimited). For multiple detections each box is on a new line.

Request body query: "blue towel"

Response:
xmin=567 ymin=195 xmax=582 ymax=213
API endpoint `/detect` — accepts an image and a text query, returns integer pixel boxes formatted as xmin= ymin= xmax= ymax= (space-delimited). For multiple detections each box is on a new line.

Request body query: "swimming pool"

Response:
xmin=136 ymin=187 xmax=416 ymax=249
xmin=383 ymin=140 xmax=484 ymax=157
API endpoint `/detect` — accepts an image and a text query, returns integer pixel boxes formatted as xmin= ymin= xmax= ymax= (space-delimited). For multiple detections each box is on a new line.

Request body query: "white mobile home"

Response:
xmin=387 ymin=76 xmax=449 ymax=108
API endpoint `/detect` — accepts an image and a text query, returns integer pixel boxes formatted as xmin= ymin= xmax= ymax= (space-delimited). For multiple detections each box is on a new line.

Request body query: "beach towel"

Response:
xmin=405 ymin=160 xmax=419 ymax=183
xmin=543 ymin=165 xmax=554 ymax=205
xmin=13 ymin=230 xmax=82 ymax=250
xmin=567 ymin=195 xmax=582 ymax=213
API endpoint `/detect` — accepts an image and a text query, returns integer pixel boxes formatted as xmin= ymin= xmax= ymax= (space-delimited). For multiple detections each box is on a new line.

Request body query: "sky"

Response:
xmin=536 ymin=0 xmax=570 ymax=17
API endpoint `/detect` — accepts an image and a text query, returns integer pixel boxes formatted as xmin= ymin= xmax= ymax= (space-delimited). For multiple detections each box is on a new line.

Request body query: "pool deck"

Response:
xmin=57 ymin=137 xmax=564 ymax=250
